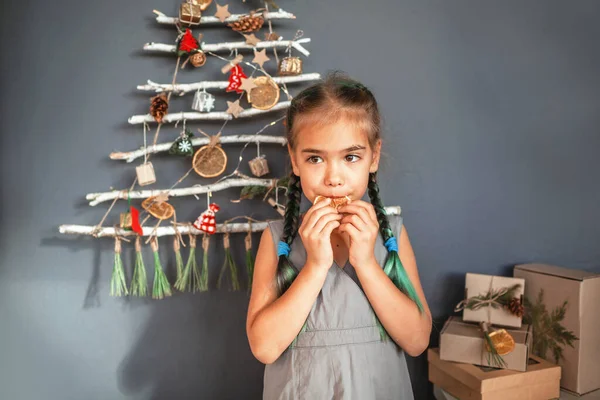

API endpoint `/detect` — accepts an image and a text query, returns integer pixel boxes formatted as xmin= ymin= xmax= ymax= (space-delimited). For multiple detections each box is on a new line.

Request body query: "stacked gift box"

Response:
xmin=429 ymin=265 xmax=600 ymax=399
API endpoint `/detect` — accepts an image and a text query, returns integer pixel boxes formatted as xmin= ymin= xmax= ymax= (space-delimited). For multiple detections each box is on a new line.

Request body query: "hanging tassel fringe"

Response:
xmin=110 ymin=237 xmax=129 ymax=297
xmin=200 ymin=234 xmax=209 ymax=291
xmin=175 ymin=234 xmax=202 ymax=292
xmin=218 ymin=233 xmax=240 ymax=291
xmin=151 ymin=237 xmax=172 ymax=299
xmin=245 ymin=230 xmax=254 ymax=294
xmin=131 ymin=237 xmax=149 ymax=296
xmin=174 ymin=236 xmax=185 ymax=286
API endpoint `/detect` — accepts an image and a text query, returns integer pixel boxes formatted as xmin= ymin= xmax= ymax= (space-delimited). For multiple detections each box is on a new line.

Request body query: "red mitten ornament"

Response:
xmin=193 ymin=203 xmax=221 ymax=234
xmin=178 ymin=28 xmax=200 ymax=54
xmin=130 ymin=206 xmax=144 ymax=236
xmin=226 ymin=65 xmax=247 ymax=94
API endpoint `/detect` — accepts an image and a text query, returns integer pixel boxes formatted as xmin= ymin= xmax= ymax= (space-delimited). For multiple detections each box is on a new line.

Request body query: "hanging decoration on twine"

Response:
xmin=278 ymin=30 xmax=304 ymax=76
xmin=248 ymin=141 xmax=270 ymax=177
xmin=226 ymin=64 xmax=247 ymax=93
xmin=191 ymin=88 xmax=216 ymax=113
xmin=193 ymin=194 xmax=220 ymax=234
xmin=247 ymin=76 xmax=280 ymax=110
xmin=179 ymin=1 xmax=203 ymax=25
xmin=131 ymin=237 xmax=149 ymax=297
xmin=150 ymin=237 xmax=172 ymax=299
xmin=110 ymin=236 xmax=129 ymax=297
xmin=136 ymin=122 xmax=156 ymax=186
xmin=192 ymin=130 xmax=227 ymax=178
xmin=169 ymin=121 xmax=195 ymax=157
xmin=218 ymin=232 xmax=240 ymax=291
xmin=177 ymin=28 xmax=200 ymax=55
xmin=142 ymin=193 xmax=175 ymax=220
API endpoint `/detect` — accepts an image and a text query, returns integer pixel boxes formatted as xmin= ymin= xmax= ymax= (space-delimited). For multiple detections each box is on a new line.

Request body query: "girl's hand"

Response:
xmin=337 ymin=200 xmax=380 ymax=268
xmin=298 ymin=198 xmax=343 ymax=270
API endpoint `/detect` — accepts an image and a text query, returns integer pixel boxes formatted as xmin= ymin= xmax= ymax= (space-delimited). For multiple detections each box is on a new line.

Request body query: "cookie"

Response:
xmin=313 ymin=195 xmax=351 ymax=211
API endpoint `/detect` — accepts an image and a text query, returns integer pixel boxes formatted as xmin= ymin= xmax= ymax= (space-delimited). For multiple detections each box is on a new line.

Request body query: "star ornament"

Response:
xmin=243 ymin=33 xmax=261 ymax=46
xmin=239 ymin=77 xmax=258 ymax=93
xmin=214 ymin=4 xmax=231 ymax=22
xmin=252 ymin=48 xmax=270 ymax=68
xmin=226 ymin=100 xmax=244 ymax=118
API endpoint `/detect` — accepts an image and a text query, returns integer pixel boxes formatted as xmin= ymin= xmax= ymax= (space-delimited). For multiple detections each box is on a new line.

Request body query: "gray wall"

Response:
xmin=2 ymin=0 xmax=600 ymax=399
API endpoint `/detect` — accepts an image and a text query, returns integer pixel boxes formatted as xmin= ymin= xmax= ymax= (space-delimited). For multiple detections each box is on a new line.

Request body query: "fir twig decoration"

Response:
xmin=523 ymin=289 xmax=579 ymax=363
xmin=110 ymin=237 xmax=129 ymax=297
xmin=483 ymin=329 xmax=508 ymax=368
xmin=240 ymin=176 xmax=289 ymax=200
xmin=131 ymin=237 xmax=148 ymax=296
xmin=218 ymin=233 xmax=240 ymax=291
xmin=455 ymin=283 xmax=522 ymax=312
xmin=245 ymin=229 xmax=254 ymax=294
xmin=150 ymin=237 xmax=172 ymax=299
xmin=175 ymin=234 xmax=202 ymax=293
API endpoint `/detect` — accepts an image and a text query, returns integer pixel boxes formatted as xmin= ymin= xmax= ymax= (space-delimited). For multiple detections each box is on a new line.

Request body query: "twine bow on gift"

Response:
xmin=454 ymin=279 xmax=521 ymax=313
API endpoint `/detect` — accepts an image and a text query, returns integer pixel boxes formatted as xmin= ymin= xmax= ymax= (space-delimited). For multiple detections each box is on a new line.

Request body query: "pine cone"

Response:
xmin=150 ymin=93 xmax=168 ymax=123
xmin=507 ymin=298 xmax=524 ymax=317
xmin=228 ymin=13 xmax=264 ymax=33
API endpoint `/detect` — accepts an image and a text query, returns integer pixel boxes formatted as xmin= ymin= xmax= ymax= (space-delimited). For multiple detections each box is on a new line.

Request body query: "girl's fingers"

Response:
xmin=338 ymin=201 xmax=378 ymax=226
xmin=313 ymin=213 xmax=343 ymax=234
xmin=302 ymin=200 xmax=338 ymax=232
xmin=321 ymin=219 xmax=341 ymax=237
xmin=338 ymin=222 xmax=360 ymax=240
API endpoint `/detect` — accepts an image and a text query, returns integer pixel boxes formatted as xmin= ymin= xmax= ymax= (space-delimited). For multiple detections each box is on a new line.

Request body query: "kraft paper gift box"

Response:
xmin=428 ymin=348 xmax=561 ymax=400
xmin=440 ymin=316 xmax=532 ymax=372
xmin=456 ymin=273 xmax=525 ymax=328
xmin=514 ymin=263 xmax=600 ymax=395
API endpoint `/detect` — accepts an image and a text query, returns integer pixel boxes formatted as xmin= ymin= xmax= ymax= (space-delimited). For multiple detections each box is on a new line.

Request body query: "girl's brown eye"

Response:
xmin=345 ymin=155 xmax=360 ymax=162
xmin=307 ymin=156 xmax=322 ymax=164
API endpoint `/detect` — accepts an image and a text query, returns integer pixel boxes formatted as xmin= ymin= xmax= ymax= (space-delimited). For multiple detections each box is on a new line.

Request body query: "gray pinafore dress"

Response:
xmin=263 ymin=196 xmax=414 ymax=400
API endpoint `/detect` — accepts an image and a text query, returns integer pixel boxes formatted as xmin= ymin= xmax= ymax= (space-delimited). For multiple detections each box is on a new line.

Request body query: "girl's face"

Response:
xmin=288 ymin=119 xmax=381 ymax=204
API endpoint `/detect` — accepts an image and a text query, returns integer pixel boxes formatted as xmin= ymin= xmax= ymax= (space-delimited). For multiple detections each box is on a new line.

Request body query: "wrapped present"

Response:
xmin=428 ymin=348 xmax=561 ymax=400
xmin=455 ymin=273 xmax=525 ymax=328
xmin=514 ymin=263 xmax=600 ymax=395
xmin=440 ymin=316 xmax=532 ymax=372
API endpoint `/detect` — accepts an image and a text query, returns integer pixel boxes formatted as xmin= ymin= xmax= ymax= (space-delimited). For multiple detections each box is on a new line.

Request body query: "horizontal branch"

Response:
xmin=128 ymin=101 xmax=290 ymax=125
xmin=110 ymin=134 xmax=287 ymax=163
xmin=153 ymin=9 xmax=296 ymax=25
xmin=58 ymin=207 xmax=402 ymax=238
xmin=138 ymin=73 xmax=322 ymax=95
xmin=144 ymin=37 xmax=311 ymax=57
xmin=86 ymin=177 xmax=275 ymax=206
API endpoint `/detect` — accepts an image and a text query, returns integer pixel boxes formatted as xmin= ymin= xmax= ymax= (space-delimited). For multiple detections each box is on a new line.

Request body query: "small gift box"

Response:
xmin=455 ymin=273 xmax=525 ymax=328
xmin=440 ymin=316 xmax=532 ymax=372
xmin=428 ymin=348 xmax=561 ymax=400
xmin=179 ymin=2 xmax=202 ymax=25
xmin=136 ymin=162 xmax=156 ymax=186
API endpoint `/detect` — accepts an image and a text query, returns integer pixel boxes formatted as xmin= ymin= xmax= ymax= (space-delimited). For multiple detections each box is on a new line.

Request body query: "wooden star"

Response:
xmin=226 ymin=100 xmax=244 ymax=118
xmin=243 ymin=33 xmax=261 ymax=46
xmin=239 ymin=77 xmax=258 ymax=93
xmin=252 ymin=48 xmax=270 ymax=68
xmin=214 ymin=4 xmax=231 ymax=22
xmin=154 ymin=192 xmax=170 ymax=204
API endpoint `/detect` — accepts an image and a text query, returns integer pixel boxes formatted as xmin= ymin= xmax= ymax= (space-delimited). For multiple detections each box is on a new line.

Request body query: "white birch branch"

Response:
xmin=86 ymin=178 xmax=276 ymax=206
xmin=110 ymin=134 xmax=288 ymax=163
xmin=153 ymin=9 xmax=296 ymax=25
xmin=58 ymin=207 xmax=402 ymax=238
xmin=128 ymin=101 xmax=290 ymax=125
xmin=138 ymin=73 xmax=322 ymax=95
xmin=144 ymin=38 xmax=311 ymax=57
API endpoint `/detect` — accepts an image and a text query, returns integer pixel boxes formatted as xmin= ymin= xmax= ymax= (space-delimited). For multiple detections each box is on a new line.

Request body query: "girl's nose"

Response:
xmin=325 ymin=167 xmax=344 ymax=187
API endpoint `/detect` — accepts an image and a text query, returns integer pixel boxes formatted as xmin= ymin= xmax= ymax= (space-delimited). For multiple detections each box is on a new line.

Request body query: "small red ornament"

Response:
xmin=130 ymin=206 xmax=144 ymax=236
xmin=226 ymin=65 xmax=247 ymax=94
xmin=178 ymin=28 xmax=200 ymax=54
xmin=193 ymin=203 xmax=221 ymax=234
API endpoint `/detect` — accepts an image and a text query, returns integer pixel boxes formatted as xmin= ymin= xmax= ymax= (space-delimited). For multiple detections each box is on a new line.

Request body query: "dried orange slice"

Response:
xmin=485 ymin=329 xmax=516 ymax=356
xmin=142 ymin=196 xmax=175 ymax=220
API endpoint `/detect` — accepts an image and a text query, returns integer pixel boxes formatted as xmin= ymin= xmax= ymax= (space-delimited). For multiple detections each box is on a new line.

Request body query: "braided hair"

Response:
xmin=276 ymin=71 xmax=424 ymax=342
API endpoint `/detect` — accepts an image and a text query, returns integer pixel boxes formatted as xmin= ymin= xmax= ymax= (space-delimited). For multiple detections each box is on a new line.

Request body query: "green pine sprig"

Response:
xmin=523 ymin=289 xmax=578 ymax=363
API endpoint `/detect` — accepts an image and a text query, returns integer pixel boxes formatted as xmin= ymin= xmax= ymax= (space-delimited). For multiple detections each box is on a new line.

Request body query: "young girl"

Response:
xmin=246 ymin=72 xmax=432 ymax=399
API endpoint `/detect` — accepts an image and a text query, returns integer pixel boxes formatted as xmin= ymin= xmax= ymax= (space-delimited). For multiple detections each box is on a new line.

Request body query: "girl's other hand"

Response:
xmin=298 ymin=198 xmax=343 ymax=271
